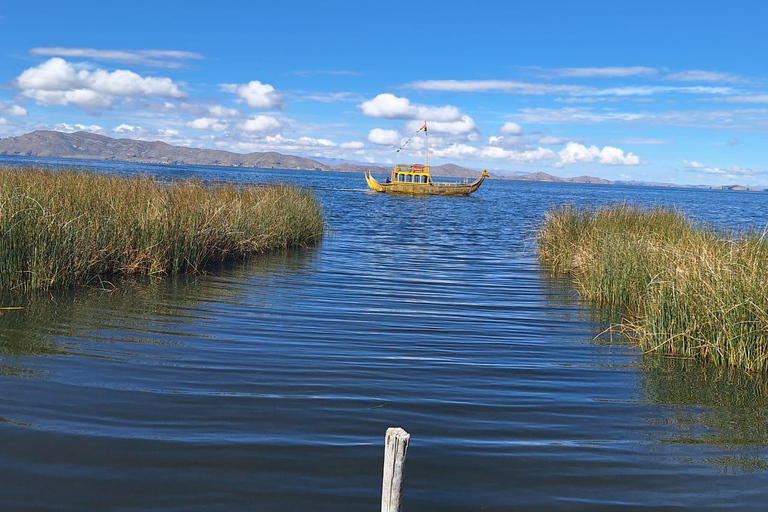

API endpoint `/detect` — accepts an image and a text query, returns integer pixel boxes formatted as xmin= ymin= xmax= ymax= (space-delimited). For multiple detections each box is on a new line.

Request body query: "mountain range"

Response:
xmin=0 ymin=130 xmax=762 ymax=190
xmin=0 ymin=130 xmax=495 ymax=178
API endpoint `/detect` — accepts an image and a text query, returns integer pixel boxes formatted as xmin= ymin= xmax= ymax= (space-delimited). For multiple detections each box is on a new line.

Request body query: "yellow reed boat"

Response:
xmin=365 ymin=165 xmax=489 ymax=196
xmin=364 ymin=121 xmax=489 ymax=196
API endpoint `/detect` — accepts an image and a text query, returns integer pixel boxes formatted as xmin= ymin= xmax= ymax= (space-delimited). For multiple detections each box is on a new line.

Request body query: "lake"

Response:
xmin=2 ymin=156 xmax=768 ymax=511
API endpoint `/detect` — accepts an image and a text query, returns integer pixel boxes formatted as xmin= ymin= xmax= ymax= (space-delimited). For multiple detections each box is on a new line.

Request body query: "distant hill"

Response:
xmin=507 ymin=171 xmax=610 ymax=184
xmin=0 ymin=130 xmax=328 ymax=170
xmin=0 ymin=130 xmax=493 ymax=178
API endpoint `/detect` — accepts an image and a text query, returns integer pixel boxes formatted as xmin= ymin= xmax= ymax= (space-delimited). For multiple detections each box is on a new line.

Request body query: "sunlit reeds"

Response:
xmin=537 ymin=204 xmax=768 ymax=372
xmin=0 ymin=167 xmax=324 ymax=292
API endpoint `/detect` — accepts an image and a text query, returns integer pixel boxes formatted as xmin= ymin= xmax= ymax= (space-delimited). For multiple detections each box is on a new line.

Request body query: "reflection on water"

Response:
xmin=0 ymin=248 xmax=317 ymax=360
xmin=640 ymin=355 xmax=768 ymax=472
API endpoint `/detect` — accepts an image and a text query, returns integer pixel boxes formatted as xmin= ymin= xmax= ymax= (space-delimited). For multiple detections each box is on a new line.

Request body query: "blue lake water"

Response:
xmin=2 ymin=156 xmax=768 ymax=511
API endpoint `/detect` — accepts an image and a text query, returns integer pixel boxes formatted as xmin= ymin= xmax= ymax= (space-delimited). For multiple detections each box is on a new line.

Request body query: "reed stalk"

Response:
xmin=537 ymin=203 xmax=768 ymax=372
xmin=0 ymin=167 xmax=324 ymax=292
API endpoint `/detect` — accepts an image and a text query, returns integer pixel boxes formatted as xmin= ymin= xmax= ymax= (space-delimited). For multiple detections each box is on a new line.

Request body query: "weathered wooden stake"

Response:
xmin=381 ymin=427 xmax=410 ymax=512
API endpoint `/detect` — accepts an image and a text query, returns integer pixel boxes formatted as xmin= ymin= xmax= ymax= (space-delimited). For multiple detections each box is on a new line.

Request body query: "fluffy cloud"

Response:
xmin=431 ymin=143 xmax=479 ymax=159
xmin=112 ymin=124 xmax=141 ymax=133
xmin=157 ymin=128 xmax=180 ymax=137
xmin=54 ymin=123 xmax=104 ymax=133
xmin=226 ymin=80 xmax=283 ymax=109
xmin=16 ymin=58 xmax=185 ymax=109
xmin=480 ymin=146 xmax=555 ymax=162
xmin=239 ymin=115 xmax=282 ymax=135
xmin=30 ymin=47 xmax=204 ymax=69
xmin=187 ymin=117 xmax=228 ymax=131
xmin=340 ymin=141 xmax=364 ymax=149
xmin=0 ymin=102 xmax=27 ymax=116
xmin=297 ymin=136 xmax=335 ymax=147
xmin=0 ymin=118 xmax=8 ymax=126
xmin=368 ymin=128 xmax=401 ymax=145
xmin=499 ymin=122 xmax=523 ymax=135
xmin=208 ymin=105 xmax=241 ymax=118
xmin=558 ymin=142 xmax=640 ymax=165
xmin=360 ymin=93 xmax=461 ymax=121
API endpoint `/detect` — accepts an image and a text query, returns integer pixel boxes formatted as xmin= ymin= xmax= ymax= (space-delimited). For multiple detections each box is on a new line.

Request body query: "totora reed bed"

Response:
xmin=0 ymin=167 xmax=324 ymax=292
xmin=537 ymin=204 xmax=768 ymax=373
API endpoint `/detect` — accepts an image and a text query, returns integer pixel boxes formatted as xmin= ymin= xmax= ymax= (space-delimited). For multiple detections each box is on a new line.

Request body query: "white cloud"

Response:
xmin=157 ymin=128 xmax=180 ymax=137
xmin=431 ymin=143 xmax=479 ymax=158
xmin=299 ymin=91 xmax=361 ymax=103
xmin=30 ymin=47 xmax=204 ymax=69
xmin=340 ymin=141 xmax=364 ymax=149
xmin=681 ymin=159 xmax=765 ymax=177
xmin=208 ymin=105 xmax=241 ymax=118
xmin=665 ymin=70 xmax=745 ymax=83
xmin=187 ymin=117 xmax=228 ymax=131
xmin=239 ymin=115 xmax=282 ymax=134
xmin=721 ymin=95 xmax=768 ymax=104
xmin=518 ymin=107 xmax=646 ymax=124
xmin=555 ymin=66 xmax=658 ymax=78
xmin=538 ymin=136 xmax=567 ymax=145
xmin=368 ymin=128 xmax=401 ymax=145
xmin=479 ymin=146 xmax=555 ymax=162
xmin=54 ymin=123 xmax=104 ymax=133
xmin=359 ymin=93 xmax=462 ymax=121
xmin=488 ymin=136 xmax=504 ymax=145
xmin=16 ymin=58 xmax=185 ymax=109
xmin=406 ymin=79 xmax=589 ymax=95
xmin=0 ymin=103 xmax=27 ymax=116
xmin=572 ymin=85 xmax=737 ymax=98
xmin=0 ymin=118 xmax=7 ymax=126
xmin=112 ymin=123 xmax=141 ymax=133
xmin=297 ymin=136 xmax=335 ymax=147
xmin=407 ymin=79 xmax=737 ymax=98
xmin=558 ymin=142 xmax=640 ymax=165
xmin=499 ymin=122 xmax=523 ymax=135
xmin=226 ymin=80 xmax=283 ymax=109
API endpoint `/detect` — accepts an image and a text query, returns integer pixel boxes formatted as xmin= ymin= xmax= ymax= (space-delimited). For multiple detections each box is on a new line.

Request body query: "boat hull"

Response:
xmin=365 ymin=171 xmax=488 ymax=196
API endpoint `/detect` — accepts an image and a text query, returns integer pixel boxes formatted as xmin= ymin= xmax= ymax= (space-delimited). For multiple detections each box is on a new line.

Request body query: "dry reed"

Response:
xmin=0 ymin=167 xmax=324 ymax=292
xmin=537 ymin=204 xmax=768 ymax=372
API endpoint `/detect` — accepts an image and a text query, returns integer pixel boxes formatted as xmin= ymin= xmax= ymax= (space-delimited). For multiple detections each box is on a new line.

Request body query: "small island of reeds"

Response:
xmin=538 ymin=204 xmax=768 ymax=373
xmin=0 ymin=167 xmax=324 ymax=292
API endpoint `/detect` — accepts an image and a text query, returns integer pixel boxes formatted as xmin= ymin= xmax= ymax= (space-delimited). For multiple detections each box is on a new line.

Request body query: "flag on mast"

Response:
xmin=421 ymin=121 xmax=427 ymax=131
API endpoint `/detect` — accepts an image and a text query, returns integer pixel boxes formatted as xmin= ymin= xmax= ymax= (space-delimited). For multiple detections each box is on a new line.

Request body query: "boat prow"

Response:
xmin=365 ymin=171 xmax=385 ymax=192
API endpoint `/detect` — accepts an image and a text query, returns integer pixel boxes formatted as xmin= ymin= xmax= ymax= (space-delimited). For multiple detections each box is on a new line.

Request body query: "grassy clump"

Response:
xmin=0 ymin=167 xmax=324 ymax=292
xmin=537 ymin=204 xmax=768 ymax=372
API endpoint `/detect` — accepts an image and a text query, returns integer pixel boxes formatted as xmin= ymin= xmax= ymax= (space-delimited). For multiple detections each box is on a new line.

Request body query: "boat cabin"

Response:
xmin=390 ymin=164 xmax=431 ymax=184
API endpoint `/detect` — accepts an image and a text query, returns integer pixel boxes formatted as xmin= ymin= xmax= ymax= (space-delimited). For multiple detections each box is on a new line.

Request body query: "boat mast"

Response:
xmin=425 ymin=120 xmax=429 ymax=168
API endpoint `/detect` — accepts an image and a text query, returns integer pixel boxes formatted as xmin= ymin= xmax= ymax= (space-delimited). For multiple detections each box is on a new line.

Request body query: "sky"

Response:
xmin=1 ymin=0 xmax=767 ymax=186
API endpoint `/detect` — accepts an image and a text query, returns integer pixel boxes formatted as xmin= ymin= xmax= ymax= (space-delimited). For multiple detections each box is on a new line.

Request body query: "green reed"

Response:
xmin=0 ymin=167 xmax=324 ymax=292
xmin=537 ymin=203 xmax=768 ymax=372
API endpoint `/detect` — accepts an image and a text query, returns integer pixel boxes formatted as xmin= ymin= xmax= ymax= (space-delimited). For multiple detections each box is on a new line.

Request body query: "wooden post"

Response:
xmin=381 ymin=427 xmax=410 ymax=512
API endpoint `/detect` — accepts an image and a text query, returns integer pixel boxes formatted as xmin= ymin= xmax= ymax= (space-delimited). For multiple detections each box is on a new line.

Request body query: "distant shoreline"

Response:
xmin=0 ymin=130 xmax=763 ymax=191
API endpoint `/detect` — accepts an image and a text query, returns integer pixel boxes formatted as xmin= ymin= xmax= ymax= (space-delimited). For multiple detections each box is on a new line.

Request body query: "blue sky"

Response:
xmin=1 ymin=0 xmax=767 ymax=186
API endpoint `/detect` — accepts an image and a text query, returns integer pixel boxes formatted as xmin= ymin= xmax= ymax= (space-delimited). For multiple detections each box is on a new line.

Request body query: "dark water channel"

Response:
xmin=2 ymin=157 xmax=768 ymax=511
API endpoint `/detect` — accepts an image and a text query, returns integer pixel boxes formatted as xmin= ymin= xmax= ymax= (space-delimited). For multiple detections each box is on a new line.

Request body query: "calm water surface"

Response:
xmin=2 ymin=156 xmax=768 ymax=511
